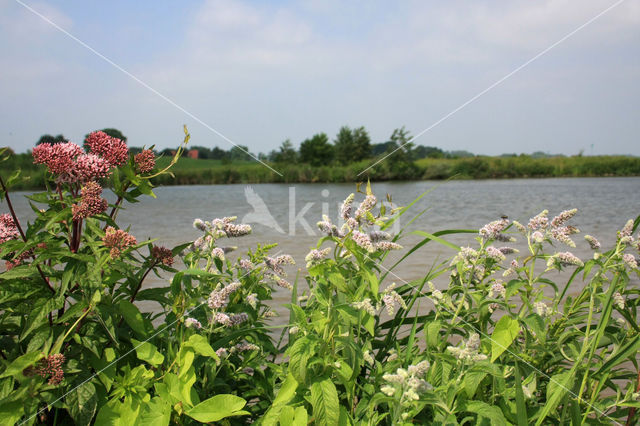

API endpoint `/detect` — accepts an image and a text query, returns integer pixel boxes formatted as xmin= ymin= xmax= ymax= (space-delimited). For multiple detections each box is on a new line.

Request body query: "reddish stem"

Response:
xmin=0 ymin=175 xmax=55 ymax=294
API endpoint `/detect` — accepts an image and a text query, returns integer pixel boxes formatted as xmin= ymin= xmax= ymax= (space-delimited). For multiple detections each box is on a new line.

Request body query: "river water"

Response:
xmin=6 ymin=177 xmax=640 ymax=320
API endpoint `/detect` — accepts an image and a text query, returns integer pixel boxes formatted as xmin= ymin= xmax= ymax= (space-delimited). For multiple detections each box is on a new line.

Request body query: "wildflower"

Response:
xmin=229 ymin=313 xmax=249 ymax=326
xmin=0 ymin=213 xmax=19 ymax=244
xmin=102 ymin=227 xmax=137 ymax=258
xmin=151 ymin=245 xmax=174 ymax=266
xmin=369 ymin=230 xmax=391 ymax=243
xmin=84 ymin=131 xmax=129 ymax=167
xmin=380 ymin=385 xmax=396 ymax=397
xmin=232 ymin=342 xmax=260 ymax=352
xmin=246 ymin=293 xmax=258 ymax=309
xmin=207 ymin=282 xmax=241 ymax=309
xmin=486 ymin=246 xmax=506 ymax=262
xmin=238 ymin=258 xmax=255 ymax=271
xmin=355 ymin=194 xmax=377 ymax=221
xmin=531 ymin=231 xmax=545 ymax=243
xmin=193 ymin=218 xmax=206 ymax=231
xmin=352 ymin=298 xmax=377 ymax=316
xmin=375 ymin=241 xmax=403 ymax=251
xmin=36 ymin=354 xmax=65 ymax=385
xmin=615 ymin=317 xmax=626 ymax=327
xmin=134 ymin=149 xmax=155 ymax=173
xmin=382 ymin=284 xmax=407 ymax=316
xmin=289 ymin=326 xmax=299 ymax=335
xmin=341 ymin=193 xmax=355 ymax=220
xmin=428 ymin=281 xmax=444 ymax=305
xmin=274 ymin=277 xmax=293 ymax=290
xmin=623 ymin=253 xmax=638 ymax=269
xmin=263 ymin=310 xmax=276 ymax=318
xmin=584 ymin=235 xmax=601 ymax=250
xmin=613 ymin=292 xmax=625 ymax=310
xmin=479 ymin=218 xmax=509 ymax=240
xmin=447 ymin=333 xmax=487 ymax=363
xmin=211 ymin=247 xmax=225 ymax=261
xmin=512 ymin=221 xmax=526 ymax=233
xmin=498 ymin=247 xmax=518 ymax=255
xmin=317 ymin=216 xmax=342 ymax=237
xmin=185 ymin=318 xmax=202 ymax=329
xmin=305 ymin=247 xmax=331 ymax=268
xmin=242 ymin=367 xmax=254 ymax=376
xmin=387 ymin=349 xmax=398 ymax=362
xmin=534 ymin=301 xmax=553 ymax=317
xmin=489 ymin=281 xmax=506 ymax=299
xmin=363 ymin=350 xmax=374 ymax=365
xmin=528 ymin=210 xmax=549 ymax=230
xmin=551 ymin=227 xmax=576 ymax=247
xmin=32 ymin=142 xmax=83 ymax=175
xmin=547 ymin=252 xmax=584 ymax=269
xmin=551 ymin=209 xmax=577 ymax=228
xmin=71 ymin=153 xmax=112 ymax=182
xmin=215 ymin=348 xmax=228 ymax=358
xmin=352 ymin=230 xmax=375 ymax=252
xmin=212 ymin=312 xmax=231 ymax=326
xmin=450 ymin=247 xmax=478 ymax=266
xmin=619 ymin=219 xmax=634 ymax=239
xmin=71 ymin=181 xmax=108 ymax=220
xmin=224 ymin=223 xmax=252 ymax=238
xmin=407 ymin=360 xmax=430 ymax=377
xmin=265 ymin=256 xmax=289 ymax=275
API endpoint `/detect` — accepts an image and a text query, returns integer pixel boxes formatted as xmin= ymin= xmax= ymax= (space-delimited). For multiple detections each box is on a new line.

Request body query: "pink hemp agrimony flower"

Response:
xmin=341 ymin=193 xmax=355 ymax=220
xmin=85 ymin=131 xmax=129 ymax=167
xmin=352 ymin=230 xmax=375 ymax=252
xmin=528 ymin=210 xmax=549 ymax=230
xmin=375 ymin=241 xmax=403 ymax=251
xmin=35 ymin=354 xmax=66 ymax=385
xmin=486 ymin=246 xmax=506 ymax=262
xmin=619 ymin=219 xmax=634 ymax=239
xmin=71 ymin=181 xmax=108 ymax=220
xmin=551 ymin=209 xmax=577 ymax=228
xmin=102 ymin=226 xmax=137 ymax=258
xmin=0 ymin=213 xmax=19 ymax=244
xmin=584 ymin=235 xmax=601 ymax=250
xmin=622 ymin=253 xmax=638 ymax=269
xmin=208 ymin=282 xmax=241 ymax=310
xmin=152 ymin=245 xmax=174 ymax=266
xmin=305 ymin=247 xmax=331 ymax=268
xmin=32 ymin=142 xmax=83 ymax=175
xmin=134 ymin=149 xmax=155 ymax=173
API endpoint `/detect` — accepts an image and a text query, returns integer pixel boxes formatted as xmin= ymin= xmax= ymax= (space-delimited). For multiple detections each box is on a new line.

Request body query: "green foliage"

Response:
xmin=299 ymin=133 xmax=334 ymax=166
xmin=1 ymin=135 xmax=639 ymax=425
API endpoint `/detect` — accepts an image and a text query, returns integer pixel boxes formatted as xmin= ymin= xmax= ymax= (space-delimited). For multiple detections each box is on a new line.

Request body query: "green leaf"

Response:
xmin=463 ymin=400 xmax=508 ymax=425
xmin=412 ymin=230 xmax=460 ymax=251
xmin=310 ymin=377 xmax=339 ymax=426
xmin=287 ymin=336 xmax=318 ymax=384
xmin=185 ymin=394 xmax=248 ymax=423
xmin=0 ymin=351 xmax=43 ymax=379
xmin=280 ymin=406 xmax=294 ymax=425
xmin=535 ymin=371 xmax=574 ymax=426
xmin=184 ymin=334 xmax=218 ymax=359
xmin=118 ymin=301 xmax=149 ymax=338
xmin=261 ymin=374 xmax=299 ymax=426
xmin=293 ymin=406 xmax=308 ymax=426
xmin=132 ymin=340 xmax=164 ymax=366
xmin=0 ymin=399 xmax=24 ymax=426
xmin=513 ymin=362 xmax=528 ymax=426
xmin=66 ymin=381 xmax=98 ymax=426
xmin=491 ymin=315 xmax=520 ymax=362
xmin=136 ymin=397 xmax=171 ymax=426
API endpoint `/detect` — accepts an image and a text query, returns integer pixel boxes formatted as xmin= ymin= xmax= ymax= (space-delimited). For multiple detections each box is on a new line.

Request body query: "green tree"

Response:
xmin=230 ymin=145 xmax=253 ymax=162
xmin=36 ymin=134 xmax=67 ymax=145
xmin=299 ymin=133 xmax=333 ymax=167
xmin=271 ymin=139 xmax=298 ymax=163
xmin=333 ymin=126 xmax=371 ymax=165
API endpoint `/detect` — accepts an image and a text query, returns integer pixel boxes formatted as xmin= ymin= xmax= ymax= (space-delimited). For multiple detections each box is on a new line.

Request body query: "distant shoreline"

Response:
xmin=3 ymin=154 xmax=639 ymax=190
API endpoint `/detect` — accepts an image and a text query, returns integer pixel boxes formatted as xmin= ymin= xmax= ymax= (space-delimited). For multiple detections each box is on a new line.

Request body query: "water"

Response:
xmin=5 ymin=177 xmax=640 ymax=319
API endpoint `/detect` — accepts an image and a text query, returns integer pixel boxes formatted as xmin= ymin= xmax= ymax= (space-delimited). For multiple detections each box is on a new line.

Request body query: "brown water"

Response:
xmin=6 ymin=177 xmax=640 ymax=321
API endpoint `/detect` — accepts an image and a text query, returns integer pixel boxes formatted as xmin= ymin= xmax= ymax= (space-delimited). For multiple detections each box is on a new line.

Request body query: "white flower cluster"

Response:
xmin=447 ymin=333 xmax=487 ymax=363
xmin=380 ymin=360 xmax=432 ymax=402
xmin=350 ymin=284 xmax=407 ymax=317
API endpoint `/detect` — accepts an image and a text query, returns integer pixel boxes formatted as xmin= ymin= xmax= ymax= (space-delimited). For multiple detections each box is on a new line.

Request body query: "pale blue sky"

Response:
xmin=1 ymin=0 xmax=638 ymax=155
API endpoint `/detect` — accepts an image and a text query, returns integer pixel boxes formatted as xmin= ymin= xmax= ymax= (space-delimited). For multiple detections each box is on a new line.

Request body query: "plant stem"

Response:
xmin=0 ymin=175 xmax=55 ymax=294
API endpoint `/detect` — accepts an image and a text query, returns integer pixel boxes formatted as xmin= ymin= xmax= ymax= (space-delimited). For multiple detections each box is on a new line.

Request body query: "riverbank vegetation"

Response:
xmin=1 ymin=129 xmax=639 ymax=425
xmin=4 ymin=125 xmax=639 ymax=189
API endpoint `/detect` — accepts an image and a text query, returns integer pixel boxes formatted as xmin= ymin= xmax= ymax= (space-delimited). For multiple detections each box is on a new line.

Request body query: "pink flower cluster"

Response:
xmin=0 ymin=213 xmax=19 ymax=244
xmin=84 ymin=131 xmax=129 ymax=167
xmin=152 ymin=245 xmax=174 ymax=266
xmin=36 ymin=354 xmax=65 ymax=386
xmin=102 ymin=226 xmax=137 ymax=258
xmin=71 ymin=181 xmax=108 ymax=220
xmin=134 ymin=149 xmax=156 ymax=173
xmin=33 ymin=142 xmax=114 ymax=183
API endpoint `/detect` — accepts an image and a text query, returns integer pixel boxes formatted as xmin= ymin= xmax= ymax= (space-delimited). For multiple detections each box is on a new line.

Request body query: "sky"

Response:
xmin=0 ymin=0 xmax=638 ymax=156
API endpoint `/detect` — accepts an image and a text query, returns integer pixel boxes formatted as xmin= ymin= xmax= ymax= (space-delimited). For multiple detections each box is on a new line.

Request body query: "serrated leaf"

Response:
xmin=66 ymin=381 xmax=97 ymax=426
xmin=310 ymin=378 xmax=339 ymax=426
xmin=0 ymin=351 xmax=43 ymax=379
